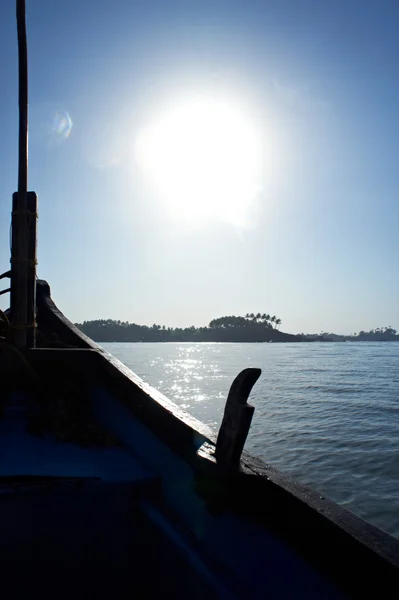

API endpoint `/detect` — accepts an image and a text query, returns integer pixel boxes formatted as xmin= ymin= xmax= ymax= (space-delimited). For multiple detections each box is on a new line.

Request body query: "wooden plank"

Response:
xmin=215 ymin=368 xmax=260 ymax=469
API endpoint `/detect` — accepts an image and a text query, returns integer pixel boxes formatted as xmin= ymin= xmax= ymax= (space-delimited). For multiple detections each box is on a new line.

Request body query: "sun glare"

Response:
xmin=135 ymin=95 xmax=263 ymax=225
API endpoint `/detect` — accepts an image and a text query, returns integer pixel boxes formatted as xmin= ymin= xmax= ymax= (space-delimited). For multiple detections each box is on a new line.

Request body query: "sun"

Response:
xmin=135 ymin=94 xmax=262 ymax=225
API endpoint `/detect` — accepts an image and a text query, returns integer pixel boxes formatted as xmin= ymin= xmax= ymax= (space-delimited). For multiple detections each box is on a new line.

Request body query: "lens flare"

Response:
xmin=51 ymin=111 xmax=73 ymax=139
xmin=30 ymin=104 xmax=73 ymax=148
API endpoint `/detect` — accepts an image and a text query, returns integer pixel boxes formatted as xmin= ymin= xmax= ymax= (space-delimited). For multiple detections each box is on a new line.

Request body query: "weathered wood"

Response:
xmin=10 ymin=191 xmax=37 ymax=348
xmin=32 ymin=283 xmax=399 ymax=596
xmin=36 ymin=280 xmax=98 ymax=349
xmin=215 ymin=368 xmax=260 ymax=469
xmin=11 ymin=1 xmax=35 ymax=349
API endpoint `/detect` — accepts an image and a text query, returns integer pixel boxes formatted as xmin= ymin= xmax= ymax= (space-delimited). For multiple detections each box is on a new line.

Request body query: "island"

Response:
xmin=75 ymin=314 xmax=399 ymax=343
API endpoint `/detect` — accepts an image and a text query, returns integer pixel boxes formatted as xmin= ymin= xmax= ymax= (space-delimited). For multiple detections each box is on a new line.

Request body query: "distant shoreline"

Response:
xmin=76 ymin=318 xmax=398 ymax=344
xmin=98 ymin=340 xmax=399 ymax=344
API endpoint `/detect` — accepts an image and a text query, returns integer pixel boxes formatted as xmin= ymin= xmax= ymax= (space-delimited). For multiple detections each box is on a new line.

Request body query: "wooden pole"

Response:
xmin=11 ymin=192 xmax=37 ymax=348
xmin=11 ymin=0 xmax=37 ymax=348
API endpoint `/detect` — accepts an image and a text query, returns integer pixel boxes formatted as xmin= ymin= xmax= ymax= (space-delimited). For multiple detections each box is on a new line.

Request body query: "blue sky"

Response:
xmin=1 ymin=0 xmax=398 ymax=334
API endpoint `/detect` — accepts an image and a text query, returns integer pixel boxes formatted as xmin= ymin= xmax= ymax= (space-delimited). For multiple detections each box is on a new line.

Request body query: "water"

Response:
xmin=102 ymin=342 xmax=399 ymax=539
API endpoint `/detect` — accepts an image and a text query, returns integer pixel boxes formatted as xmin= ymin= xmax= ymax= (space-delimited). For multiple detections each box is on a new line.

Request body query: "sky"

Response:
xmin=0 ymin=0 xmax=398 ymax=334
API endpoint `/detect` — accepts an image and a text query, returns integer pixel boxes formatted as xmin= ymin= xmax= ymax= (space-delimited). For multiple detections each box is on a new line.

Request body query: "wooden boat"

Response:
xmin=1 ymin=2 xmax=398 ymax=598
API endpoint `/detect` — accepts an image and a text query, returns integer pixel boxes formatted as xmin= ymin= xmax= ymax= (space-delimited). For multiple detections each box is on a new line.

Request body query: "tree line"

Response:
xmin=75 ymin=315 xmax=398 ymax=343
xmin=300 ymin=326 xmax=398 ymax=342
xmin=75 ymin=313 xmax=299 ymax=343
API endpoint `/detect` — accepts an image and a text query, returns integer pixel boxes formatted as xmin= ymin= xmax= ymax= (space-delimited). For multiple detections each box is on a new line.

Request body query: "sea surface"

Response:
xmin=102 ymin=342 xmax=399 ymax=539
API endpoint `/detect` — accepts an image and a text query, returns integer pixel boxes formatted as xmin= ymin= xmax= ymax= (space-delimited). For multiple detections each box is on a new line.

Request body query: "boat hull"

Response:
xmin=0 ymin=280 xmax=397 ymax=598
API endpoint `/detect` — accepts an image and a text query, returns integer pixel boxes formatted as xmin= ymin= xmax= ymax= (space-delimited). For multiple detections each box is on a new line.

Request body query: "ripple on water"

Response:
xmin=102 ymin=341 xmax=399 ymax=539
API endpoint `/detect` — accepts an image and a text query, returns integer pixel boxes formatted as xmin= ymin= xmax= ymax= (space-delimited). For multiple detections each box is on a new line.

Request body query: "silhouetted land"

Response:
xmin=75 ymin=314 xmax=399 ymax=343
xmin=301 ymin=327 xmax=398 ymax=342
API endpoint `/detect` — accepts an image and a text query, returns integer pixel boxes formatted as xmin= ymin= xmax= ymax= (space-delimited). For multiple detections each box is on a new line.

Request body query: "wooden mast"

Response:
xmin=11 ymin=0 xmax=37 ymax=348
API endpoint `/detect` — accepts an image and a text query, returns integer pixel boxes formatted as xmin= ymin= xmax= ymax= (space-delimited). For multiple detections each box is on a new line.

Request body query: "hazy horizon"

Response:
xmin=1 ymin=0 xmax=398 ymax=334
xmin=76 ymin=315 xmax=396 ymax=338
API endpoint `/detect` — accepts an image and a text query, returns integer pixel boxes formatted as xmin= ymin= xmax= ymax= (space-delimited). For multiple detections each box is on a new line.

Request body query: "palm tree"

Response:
xmin=255 ymin=312 xmax=261 ymax=322
xmin=274 ymin=318 xmax=282 ymax=330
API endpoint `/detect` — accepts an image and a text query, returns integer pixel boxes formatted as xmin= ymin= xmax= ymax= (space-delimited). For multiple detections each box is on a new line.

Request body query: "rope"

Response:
xmin=0 ymin=310 xmax=10 ymax=324
xmin=0 ymin=309 xmax=11 ymax=341
xmin=9 ymin=257 xmax=38 ymax=265
xmin=10 ymin=322 xmax=37 ymax=330
xmin=0 ymin=340 xmax=39 ymax=379
xmin=11 ymin=210 xmax=38 ymax=217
